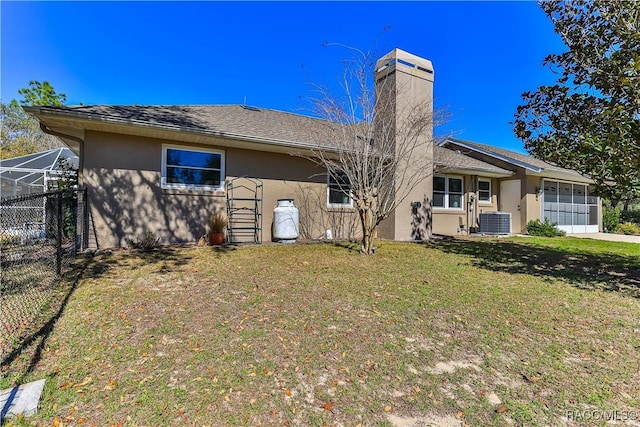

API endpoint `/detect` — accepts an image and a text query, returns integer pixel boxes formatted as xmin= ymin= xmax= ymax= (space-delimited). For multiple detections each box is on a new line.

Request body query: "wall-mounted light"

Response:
xmin=535 ymin=186 xmax=543 ymax=201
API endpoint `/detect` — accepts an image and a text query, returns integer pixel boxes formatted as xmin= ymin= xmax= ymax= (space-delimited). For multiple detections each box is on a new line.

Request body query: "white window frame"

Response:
xmin=433 ymin=175 xmax=464 ymax=210
xmin=326 ymin=171 xmax=353 ymax=208
xmin=161 ymin=144 xmax=225 ymax=191
xmin=478 ymin=178 xmax=492 ymax=204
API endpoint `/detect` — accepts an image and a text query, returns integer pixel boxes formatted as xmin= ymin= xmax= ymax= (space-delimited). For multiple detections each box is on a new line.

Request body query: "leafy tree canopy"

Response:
xmin=17 ymin=80 xmax=67 ymax=106
xmin=513 ymin=0 xmax=639 ymax=204
xmin=1 ymin=81 xmax=66 ymax=159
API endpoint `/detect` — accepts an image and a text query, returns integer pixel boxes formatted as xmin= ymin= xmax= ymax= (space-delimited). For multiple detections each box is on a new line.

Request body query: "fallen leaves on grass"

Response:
xmin=322 ymin=401 xmax=334 ymax=413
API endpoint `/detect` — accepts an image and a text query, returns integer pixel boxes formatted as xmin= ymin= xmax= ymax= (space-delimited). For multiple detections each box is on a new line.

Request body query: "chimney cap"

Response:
xmin=375 ymin=48 xmax=434 ymax=81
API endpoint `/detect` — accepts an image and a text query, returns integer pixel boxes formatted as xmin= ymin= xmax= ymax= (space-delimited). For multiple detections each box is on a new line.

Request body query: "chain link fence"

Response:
xmin=1 ymin=188 xmax=89 ymax=354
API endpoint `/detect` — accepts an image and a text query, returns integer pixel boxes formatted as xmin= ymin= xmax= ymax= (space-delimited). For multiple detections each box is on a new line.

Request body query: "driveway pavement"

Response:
xmin=569 ymin=232 xmax=640 ymax=244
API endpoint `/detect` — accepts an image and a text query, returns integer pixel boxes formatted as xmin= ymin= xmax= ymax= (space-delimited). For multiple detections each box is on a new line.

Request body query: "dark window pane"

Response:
xmin=559 ymin=183 xmax=572 ymax=203
xmin=167 ymin=167 xmax=221 ymax=186
xmin=449 ymin=194 xmax=462 ymax=208
xmin=329 ymin=188 xmax=350 ymax=205
xmin=478 ymin=180 xmax=491 ymax=202
xmin=167 ymin=149 xmax=221 ymax=169
xmin=587 ymin=186 xmax=598 ymax=205
xmin=589 ymin=205 xmax=598 ymax=225
xmin=328 ymin=171 xmax=351 ymax=205
xmin=434 ymin=176 xmax=446 ymax=192
xmin=449 ymin=178 xmax=462 ymax=193
xmin=544 ymin=181 xmax=558 ymax=202
xmin=330 ymin=172 xmax=350 ymax=187
xmin=433 ymin=192 xmax=445 ymax=208
xmin=573 ymin=184 xmax=586 ymax=204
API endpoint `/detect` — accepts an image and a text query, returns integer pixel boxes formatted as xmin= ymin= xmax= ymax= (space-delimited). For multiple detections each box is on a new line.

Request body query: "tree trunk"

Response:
xmin=359 ymin=202 xmax=375 ymax=255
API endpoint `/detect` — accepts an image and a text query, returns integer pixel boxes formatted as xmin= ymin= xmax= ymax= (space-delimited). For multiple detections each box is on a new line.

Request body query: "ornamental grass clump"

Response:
xmin=208 ymin=210 xmax=228 ymax=234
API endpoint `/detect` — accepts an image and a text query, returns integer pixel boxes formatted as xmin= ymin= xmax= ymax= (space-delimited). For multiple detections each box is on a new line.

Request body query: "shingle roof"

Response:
xmin=31 ymin=105 xmax=337 ymax=148
xmin=445 ymin=137 xmax=585 ymax=178
xmin=433 ymin=145 xmax=512 ymax=175
xmin=27 ymin=106 xmax=554 ymax=179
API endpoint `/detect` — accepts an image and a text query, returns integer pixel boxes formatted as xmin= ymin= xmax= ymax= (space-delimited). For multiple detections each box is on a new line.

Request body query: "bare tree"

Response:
xmin=305 ymin=46 xmax=447 ymax=254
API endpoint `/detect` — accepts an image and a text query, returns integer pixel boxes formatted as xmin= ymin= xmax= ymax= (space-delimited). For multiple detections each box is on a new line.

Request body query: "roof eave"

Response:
xmin=526 ymin=169 xmax=594 ymax=184
xmin=25 ymin=106 xmax=336 ymax=155
xmin=434 ymin=163 xmax=514 ymax=178
xmin=445 ymin=138 xmax=543 ymax=173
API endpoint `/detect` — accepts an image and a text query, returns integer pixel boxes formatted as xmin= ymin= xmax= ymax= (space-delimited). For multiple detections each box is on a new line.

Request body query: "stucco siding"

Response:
xmin=431 ymin=175 xmax=500 ymax=236
xmin=83 ymin=131 xmax=359 ymax=247
xmin=524 ymin=175 xmax=543 ymax=228
xmin=433 ymin=209 xmax=467 ymax=236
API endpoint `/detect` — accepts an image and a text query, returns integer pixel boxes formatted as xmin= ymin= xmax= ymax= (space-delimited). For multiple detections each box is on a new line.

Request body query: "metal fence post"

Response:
xmin=83 ymin=187 xmax=89 ymax=251
xmin=73 ymin=191 xmax=78 ymax=256
xmin=56 ymin=192 xmax=63 ymax=275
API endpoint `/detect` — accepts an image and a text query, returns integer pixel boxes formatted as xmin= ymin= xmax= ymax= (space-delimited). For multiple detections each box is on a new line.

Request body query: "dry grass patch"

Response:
xmin=2 ymin=239 xmax=639 ymax=426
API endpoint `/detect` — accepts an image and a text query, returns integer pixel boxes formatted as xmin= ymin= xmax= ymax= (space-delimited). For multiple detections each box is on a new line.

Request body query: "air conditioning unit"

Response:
xmin=479 ymin=212 xmax=511 ymax=235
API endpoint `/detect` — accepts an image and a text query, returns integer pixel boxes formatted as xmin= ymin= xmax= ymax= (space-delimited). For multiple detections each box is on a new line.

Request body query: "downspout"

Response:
xmin=475 ymin=176 xmax=480 ymax=230
xmin=467 ymin=177 xmax=473 ymax=233
xmin=471 ymin=176 xmax=478 ymax=232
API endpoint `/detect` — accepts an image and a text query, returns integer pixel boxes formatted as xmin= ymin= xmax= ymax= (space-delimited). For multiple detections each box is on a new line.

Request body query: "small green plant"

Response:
xmin=614 ymin=222 xmax=640 ymax=236
xmin=602 ymin=202 xmax=621 ymax=232
xmin=208 ymin=210 xmax=228 ymax=233
xmin=126 ymin=231 xmax=161 ymax=251
xmin=526 ymin=218 xmax=566 ymax=237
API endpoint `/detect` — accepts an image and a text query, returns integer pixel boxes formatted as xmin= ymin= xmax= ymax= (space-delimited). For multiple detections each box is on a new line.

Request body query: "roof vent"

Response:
xmin=242 ymin=105 xmax=261 ymax=112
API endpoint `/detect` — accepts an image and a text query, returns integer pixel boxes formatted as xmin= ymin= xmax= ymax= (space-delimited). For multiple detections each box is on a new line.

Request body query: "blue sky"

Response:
xmin=1 ymin=1 xmax=566 ymax=153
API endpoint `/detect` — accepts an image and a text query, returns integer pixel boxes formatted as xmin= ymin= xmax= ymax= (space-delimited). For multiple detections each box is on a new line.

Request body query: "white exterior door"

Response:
xmin=499 ymin=179 xmax=521 ymax=234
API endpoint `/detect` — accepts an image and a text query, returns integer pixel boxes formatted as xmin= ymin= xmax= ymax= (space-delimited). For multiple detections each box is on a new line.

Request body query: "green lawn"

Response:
xmin=2 ymin=237 xmax=639 ymax=426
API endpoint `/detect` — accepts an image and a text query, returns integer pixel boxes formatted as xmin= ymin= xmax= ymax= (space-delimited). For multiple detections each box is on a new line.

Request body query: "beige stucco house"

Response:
xmin=433 ymin=138 xmax=602 ymax=236
xmin=25 ymin=48 xmax=601 ymax=248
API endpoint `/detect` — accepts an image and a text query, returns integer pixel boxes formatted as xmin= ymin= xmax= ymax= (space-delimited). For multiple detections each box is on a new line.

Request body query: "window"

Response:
xmin=478 ymin=179 xmax=491 ymax=203
xmin=162 ymin=145 xmax=224 ymax=190
xmin=327 ymin=171 xmax=352 ymax=207
xmin=543 ymin=180 xmax=598 ymax=229
xmin=433 ymin=175 xmax=464 ymax=209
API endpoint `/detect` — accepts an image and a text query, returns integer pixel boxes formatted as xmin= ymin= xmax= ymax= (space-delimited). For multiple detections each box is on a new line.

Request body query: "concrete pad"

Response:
xmin=569 ymin=233 xmax=640 ymax=244
xmin=0 ymin=379 xmax=46 ymax=420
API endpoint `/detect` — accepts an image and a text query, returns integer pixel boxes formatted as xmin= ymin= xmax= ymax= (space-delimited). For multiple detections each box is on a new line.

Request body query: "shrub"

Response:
xmin=602 ymin=203 xmax=621 ymax=232
xmin=527 ymin=218 xmax=566 ymax=237
xmin=615 ymin=222 xmax=640 ymax=236
xmin=620 ymin=210 xmax=640 ymax=225
xmin=126 ymin=231 xmax=161 ymax=251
